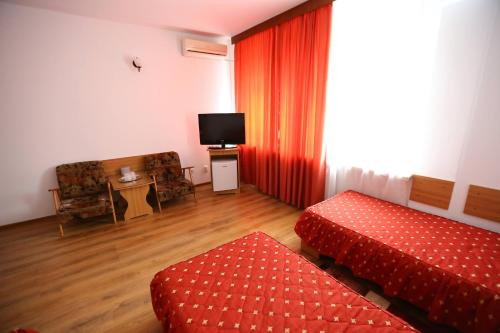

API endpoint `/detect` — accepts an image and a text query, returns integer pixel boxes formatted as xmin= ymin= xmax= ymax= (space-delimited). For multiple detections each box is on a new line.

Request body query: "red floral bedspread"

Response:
xmin=151 ymin=232 xmax=418 ymax=332
xmin=295 ymin=190 xmax=500 ymax=333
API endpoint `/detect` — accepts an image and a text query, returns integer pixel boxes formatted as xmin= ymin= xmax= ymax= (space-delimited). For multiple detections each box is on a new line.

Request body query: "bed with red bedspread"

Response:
xmin=295 ymin=190 xmax=500 ymax=333
xmin=151 ymin=232 xmax=418 ymax=332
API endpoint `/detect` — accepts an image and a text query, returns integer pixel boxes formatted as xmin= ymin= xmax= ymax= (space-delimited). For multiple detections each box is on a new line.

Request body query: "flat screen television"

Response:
xmin=198 ymin=113 xmax=245 ymax=148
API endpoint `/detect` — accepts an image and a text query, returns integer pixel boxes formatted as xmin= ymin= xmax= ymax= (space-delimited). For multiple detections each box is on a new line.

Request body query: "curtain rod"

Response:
xmin=231 ymin=0 xmax=334 ymax=44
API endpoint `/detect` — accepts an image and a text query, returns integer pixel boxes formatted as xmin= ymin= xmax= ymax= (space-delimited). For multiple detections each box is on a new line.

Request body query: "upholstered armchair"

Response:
xmin=49 ymin=161 xmax=116 ymax=237
xmin=144 ymin=152 xmax=195 ymax=212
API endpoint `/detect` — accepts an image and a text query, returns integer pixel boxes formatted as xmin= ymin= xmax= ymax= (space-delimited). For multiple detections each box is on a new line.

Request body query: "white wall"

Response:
xmin=0 ymin=2 xmax=234 ymax=225
xmin=409 ymin=0 xmax=500 ymax=232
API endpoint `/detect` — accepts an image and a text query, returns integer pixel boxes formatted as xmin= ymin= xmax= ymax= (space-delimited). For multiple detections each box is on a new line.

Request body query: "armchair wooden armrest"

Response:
xmin=147 ymin=170 xmax=162 ymax=178
xmin=149 ymin=174 xmax=157 ymax=183
xmin=48 ymin=188 xmax=61 ymax=213
xmin=181 ymin=166 xmax=194 ymax=183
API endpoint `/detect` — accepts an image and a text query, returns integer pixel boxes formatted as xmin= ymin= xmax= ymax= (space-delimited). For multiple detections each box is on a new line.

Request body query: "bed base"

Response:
xmin=300 ymin=239 xmax=320 ymax=259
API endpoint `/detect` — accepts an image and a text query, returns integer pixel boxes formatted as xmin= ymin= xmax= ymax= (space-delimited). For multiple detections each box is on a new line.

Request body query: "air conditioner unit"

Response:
xmin=182 ymin=39 xmax=228 ymax=59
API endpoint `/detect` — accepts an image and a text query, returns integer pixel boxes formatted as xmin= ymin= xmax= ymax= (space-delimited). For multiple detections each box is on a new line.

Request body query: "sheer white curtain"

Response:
xmin=324 ymin=0 xmax=456 ymax=201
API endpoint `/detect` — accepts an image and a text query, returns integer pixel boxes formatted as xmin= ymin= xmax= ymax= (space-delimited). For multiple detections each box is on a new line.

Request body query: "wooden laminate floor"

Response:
xmin=0 ymin=184 xmax=456 ymax=333
xmin=0 ymin=184 xmax=303 ymax=332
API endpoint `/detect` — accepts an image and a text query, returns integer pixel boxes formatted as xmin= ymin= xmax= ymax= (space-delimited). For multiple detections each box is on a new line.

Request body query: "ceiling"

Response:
xmin=1 ymin=0 xmax=306 ymax=36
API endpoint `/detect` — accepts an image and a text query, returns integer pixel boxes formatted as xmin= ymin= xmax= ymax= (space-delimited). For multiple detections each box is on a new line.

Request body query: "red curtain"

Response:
xmin=235 ymin=4 xmax=332 ymax=208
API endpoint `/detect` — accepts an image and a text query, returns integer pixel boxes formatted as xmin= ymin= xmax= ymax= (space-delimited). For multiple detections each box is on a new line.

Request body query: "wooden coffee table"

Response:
xmin=110 ymin=172 xmax=154 ymax=221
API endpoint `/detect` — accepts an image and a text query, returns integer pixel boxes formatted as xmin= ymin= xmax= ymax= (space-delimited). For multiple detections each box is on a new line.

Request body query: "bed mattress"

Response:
xmin=151 ymin=231 xmax=418 ymax=332
xmin=295 ymin=190 xmax=500 ymax=333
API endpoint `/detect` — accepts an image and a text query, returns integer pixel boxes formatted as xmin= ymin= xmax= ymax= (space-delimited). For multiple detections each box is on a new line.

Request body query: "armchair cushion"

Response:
xmin=58 ymin=194 xmax=112 ymax=219
xmin=145 ymin=152 xmax=182 ymax=182
xmin=156 ymin=179 xmax=195 ymax=202
xmin=56 ymin=161 xmax=107 ymax=199
xmin=167 ymin=165 xmax=182 ymax=177
xmin=145 ymin=151 xmax=195 ymax=203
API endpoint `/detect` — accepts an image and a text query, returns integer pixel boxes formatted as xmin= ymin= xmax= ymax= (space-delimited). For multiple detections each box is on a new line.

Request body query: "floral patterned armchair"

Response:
xmin=49 ymin=161 xmax=116 ymax=236
xmin=144 ymin=152 xmax=195 ymax=211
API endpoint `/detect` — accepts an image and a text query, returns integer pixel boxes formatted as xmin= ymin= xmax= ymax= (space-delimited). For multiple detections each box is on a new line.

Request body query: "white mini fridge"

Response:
xmin=211 ymin=158 xmax=238 ymax=192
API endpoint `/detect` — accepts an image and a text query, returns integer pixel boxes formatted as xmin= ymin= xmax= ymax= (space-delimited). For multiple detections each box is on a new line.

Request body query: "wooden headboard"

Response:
xmin=409 ymin=175 xmax=455 ymax=209
xmin=464 ymin=185 xmax=500 ymax=223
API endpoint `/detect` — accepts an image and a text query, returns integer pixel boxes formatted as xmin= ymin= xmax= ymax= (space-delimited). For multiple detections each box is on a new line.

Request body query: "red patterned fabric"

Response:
xmin=151 ymin=232 xmax=418 ymax=332
xmin=295 ymin=191 xmax=500 ymax=333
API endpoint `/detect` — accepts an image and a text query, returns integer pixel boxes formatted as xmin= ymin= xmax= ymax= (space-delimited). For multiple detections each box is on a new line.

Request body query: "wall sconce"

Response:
xmin=132 ymin=57 xmax=142 ymax=72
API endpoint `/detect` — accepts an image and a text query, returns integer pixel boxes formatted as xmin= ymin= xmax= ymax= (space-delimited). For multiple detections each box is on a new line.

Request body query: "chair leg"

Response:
xmin=50 ymin=189 xmax=65 ymax=237
xmin=108 ymin=182 xmax=117 ymax=224
xmin=57 ymin=214 xmax=69 ymax=238
xmin=186 ymin=169 xmax=196 ymax=201
xmin=156 ymin=194 xmax=162 ymax=213
xmin=152 ymin=176 xmax=162 ymax=213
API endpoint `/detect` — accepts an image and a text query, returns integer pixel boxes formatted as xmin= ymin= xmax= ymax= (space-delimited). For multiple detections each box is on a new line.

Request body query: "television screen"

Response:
xmin=198 ymin=113 xmax=245 ymax=146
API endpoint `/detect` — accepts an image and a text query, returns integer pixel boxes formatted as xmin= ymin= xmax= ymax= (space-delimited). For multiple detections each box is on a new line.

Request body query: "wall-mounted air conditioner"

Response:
xmin=182 ymin=39 xmax=228 ymax=59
